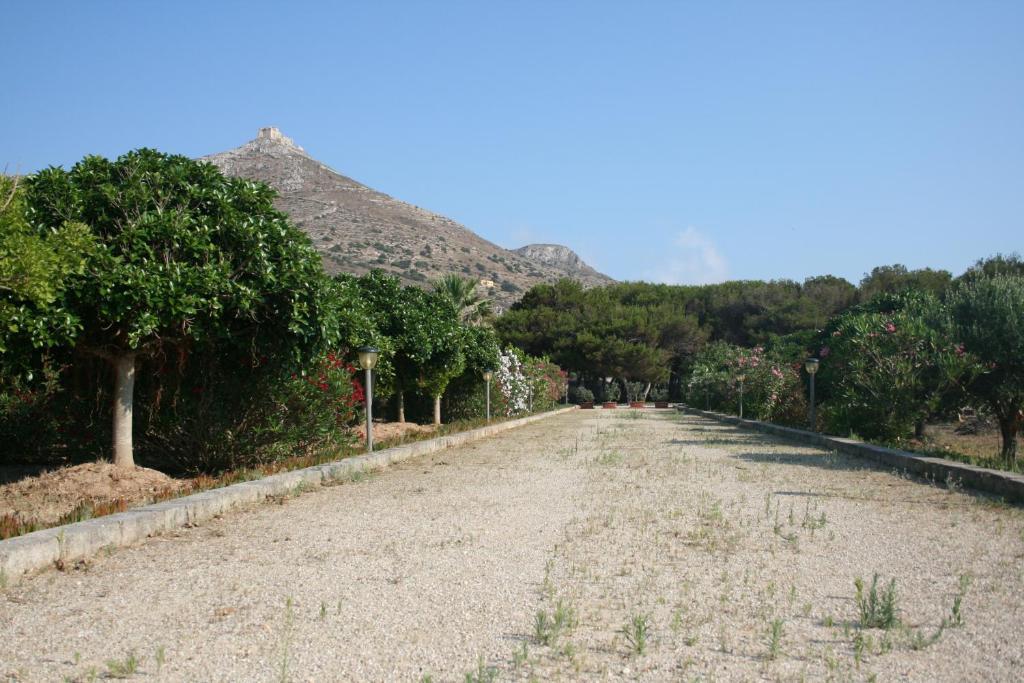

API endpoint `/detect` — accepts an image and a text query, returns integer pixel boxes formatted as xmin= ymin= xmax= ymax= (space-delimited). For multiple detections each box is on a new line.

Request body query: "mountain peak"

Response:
xmin=202 ymin=132 xmax=613 ymax=308
xmin=514 ymin=244 xmax=604 ymax=280
xmin=256 ymin=127 xmax=298 ymax=146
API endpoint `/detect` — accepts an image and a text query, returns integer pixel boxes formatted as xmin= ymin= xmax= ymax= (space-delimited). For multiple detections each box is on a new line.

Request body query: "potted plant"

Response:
xmin=626 ymin=381 xmax=646 ymax=408
xmin=573 ymin=386 xmax=595 ymax=409
xmin=651 ymin=385 xmax=670 ymax=409
xmin=602 ymin=381 xmax=620 ymax=409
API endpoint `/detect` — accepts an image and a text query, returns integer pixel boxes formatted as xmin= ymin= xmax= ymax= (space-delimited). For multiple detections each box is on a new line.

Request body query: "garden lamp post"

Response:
xmin=357 ymin=346 xmax=379 ymax=452
xmin=483 ymin=369 xmax=493 ymax=423
xmin=805 ymin=357 xmax=820 ymax=431
xmin=605 ymin=376 xmax=613 ymax=404
xmin=737 ymin=373 xmax=746 ymax=420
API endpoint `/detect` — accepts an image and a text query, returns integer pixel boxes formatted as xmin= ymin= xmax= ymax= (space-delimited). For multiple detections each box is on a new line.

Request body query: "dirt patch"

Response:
xmin=353 ymin=420 xmax=437 ymax=442
xmin=0 ymin=462 xmax=187 ymax=529
xmin=923 ymin=421 xmax=1016 ymax=465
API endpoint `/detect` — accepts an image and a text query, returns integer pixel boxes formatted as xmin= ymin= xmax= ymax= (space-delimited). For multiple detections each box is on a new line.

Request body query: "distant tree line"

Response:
xmin=497 ymin=256 xmax=1024 ymax=463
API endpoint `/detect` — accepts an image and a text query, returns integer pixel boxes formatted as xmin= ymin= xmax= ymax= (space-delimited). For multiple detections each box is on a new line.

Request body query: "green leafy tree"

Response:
xmin=417 ymin=291 xmax=468 ymax=424
xmin=948 ymin=274 xmax=1024 ymax=462
xmin=24 ymin=150 xmax=334 ymax=467
xmin=817 ymin=292 xmax=970 ymax=442
xmin=957 ymin=253 xmax=1024 ymax=284
xmin=858 ymin=265 xmax=952 ymax=301
xmin=356 ymin=271 xmax=468 ymax=424
xmin=0 ymin=175 xmax=93 ymax=364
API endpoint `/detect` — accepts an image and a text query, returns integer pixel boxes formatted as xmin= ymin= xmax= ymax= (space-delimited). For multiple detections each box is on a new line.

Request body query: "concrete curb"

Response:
xmin=677 ymin=405 xmax=1024 ymax=504
xmin=0 ymin=406 xmax=577 ymax=586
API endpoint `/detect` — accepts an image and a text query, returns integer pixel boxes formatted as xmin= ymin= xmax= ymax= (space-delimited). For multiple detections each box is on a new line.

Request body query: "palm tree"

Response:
xmin=432 ymin=273 xmax=493 ymax=325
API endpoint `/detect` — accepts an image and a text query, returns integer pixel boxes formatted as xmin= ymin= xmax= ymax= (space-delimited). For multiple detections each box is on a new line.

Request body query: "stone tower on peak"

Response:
xmin=258 ymin=127 xmax=286 ymax=141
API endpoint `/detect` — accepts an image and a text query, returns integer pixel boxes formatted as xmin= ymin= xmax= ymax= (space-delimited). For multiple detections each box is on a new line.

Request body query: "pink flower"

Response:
xmin=819 ymin=346 xmax=830 ymax=358
xmin=955 ymin=344 xmax=965 ymax=357
xmin=885 ymin=322 xmax=896 ymax=334
xmin=771 ymin=367 xmax=783 ymax=379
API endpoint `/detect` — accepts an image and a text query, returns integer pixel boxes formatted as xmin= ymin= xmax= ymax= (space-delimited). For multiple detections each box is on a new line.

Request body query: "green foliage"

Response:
xmin=621 ymin=613 xmax=651 ymax=656
xmin=571 ymin=385 xmax=594 ymax=404
xmin=956 ymin=252 xmax=1024 ymax=284
xmin=817 ymin=292 xmax=971 ymax=442
xmin=4 ymin=150 xmax=345 ymax=467
xmin=948 ymin=271 xmax=1024 ymax=461
xmin=0 ymin=175 xmax=93 ymax=366
xmin=687 ymin=341 xmax=806 ymax=424
xmin=433 ymin=273 xmax=492 ymax=324
xmin=26 ymin=150 xmax=334 ymax=358
xmin=858 ymin=264 xmax=952 ymax=301
xmin=855 ymin=574 xmax=900 ymax=630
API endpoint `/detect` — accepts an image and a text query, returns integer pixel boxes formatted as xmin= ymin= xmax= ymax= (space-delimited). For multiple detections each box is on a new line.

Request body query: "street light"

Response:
xmin=483 ymin=369 xmax=494 ymax=423
xmin=357 ymin=346 xmax=379 ymax=452
xmin=736 ymin=373 xmax=746 ymax=420
xmin=805 ymin=357 xmax=820 ymax=431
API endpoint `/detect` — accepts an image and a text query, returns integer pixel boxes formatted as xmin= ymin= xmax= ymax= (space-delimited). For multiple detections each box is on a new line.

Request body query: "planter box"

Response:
xmin=629 ymin=401 xmax=645 ymax=409
xmin=654 ymin=401 xmax=669 ymax=409
xmin=579 ymin=401 xmax=594 ymax=409
xmin=602 ymin=402 xmax=617 ymax=409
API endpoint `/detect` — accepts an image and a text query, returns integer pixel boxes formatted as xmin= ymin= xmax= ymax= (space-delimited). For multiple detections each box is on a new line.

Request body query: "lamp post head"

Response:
xmin=482 ymin=369 xmax=493 ymax=382
xmin=805 ymin=358 xmax=820 ymax=375
xmin=357 ymin=346 xmax=380 ymax=371
xmin=736 ymin=373 xmax=746 ymax=383
xmin=605 ymin=376 xmax=613 ymax=384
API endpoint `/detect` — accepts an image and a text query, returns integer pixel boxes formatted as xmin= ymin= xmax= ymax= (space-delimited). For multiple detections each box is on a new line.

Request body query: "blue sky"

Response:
xmin=3 ymin=1 xmax=1021 ymax=285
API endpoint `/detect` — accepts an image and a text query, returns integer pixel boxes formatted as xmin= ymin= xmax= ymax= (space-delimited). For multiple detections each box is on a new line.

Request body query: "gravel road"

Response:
xmin=2 ymin=411 xmax=1023 ymax=682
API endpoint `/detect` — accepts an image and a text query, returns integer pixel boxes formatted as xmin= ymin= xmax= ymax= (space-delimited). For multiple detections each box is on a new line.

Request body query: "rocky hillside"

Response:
xmin=513 ymin=244 xmax=610 ymax=283
xmin=202 ymin=128 xmax=613 ymax=309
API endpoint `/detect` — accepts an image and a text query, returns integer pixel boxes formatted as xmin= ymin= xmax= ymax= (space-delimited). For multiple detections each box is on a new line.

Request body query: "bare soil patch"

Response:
xmin=0 ymin=462 xmax=186 ymax=529
xmin=353 ymin=420 xmax=437 ymax=442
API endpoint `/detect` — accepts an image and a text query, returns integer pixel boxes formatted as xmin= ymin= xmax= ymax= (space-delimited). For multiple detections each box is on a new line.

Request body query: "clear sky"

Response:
xmin=3 ymin=1 xmax=1021 ymax=285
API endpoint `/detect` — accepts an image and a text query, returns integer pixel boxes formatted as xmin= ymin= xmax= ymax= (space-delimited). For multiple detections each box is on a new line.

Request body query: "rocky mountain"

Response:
xmin=202 ymin=128 xmax=613 ymax=309
xmin=513 ymin=244 xmax=609 ymax=283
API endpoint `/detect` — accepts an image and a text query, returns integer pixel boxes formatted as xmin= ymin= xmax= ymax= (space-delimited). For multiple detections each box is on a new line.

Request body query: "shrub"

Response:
xmin=625 ymin=381 xmax=646 ymax=402
xmin=817 ymin=292 xmax=970 ymax=442
xmin=571 ymin=386 xmax=594 ymax=404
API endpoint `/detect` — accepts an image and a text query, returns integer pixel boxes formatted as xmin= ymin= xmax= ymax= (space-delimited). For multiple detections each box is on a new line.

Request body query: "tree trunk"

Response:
xmin=914 ymin=418 xmax=926 ymax=440
xmin=642 ymin=382 xmax=652 ymax=402
xmin=433 ymin=395 xmax=442 ymax=426
xmin=999 ymin=412 xmax=1020 ymax=464
xmin=112 ymin=352 xmax=136 ymax=468
xmin=396 ymin=389 xmax=405 ymax=423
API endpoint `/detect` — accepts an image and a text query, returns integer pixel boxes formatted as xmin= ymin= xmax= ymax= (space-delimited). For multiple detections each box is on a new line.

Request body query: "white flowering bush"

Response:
xmin=495 ymin=347 xmax=532 ymax=416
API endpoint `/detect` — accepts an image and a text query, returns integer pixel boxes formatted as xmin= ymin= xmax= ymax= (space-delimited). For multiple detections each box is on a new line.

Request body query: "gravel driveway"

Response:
xmin=2 ymin=411 xmax=1022 ymax=682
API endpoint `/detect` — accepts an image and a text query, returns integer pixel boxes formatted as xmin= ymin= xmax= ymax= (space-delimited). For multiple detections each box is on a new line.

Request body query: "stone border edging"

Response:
xmin=0 ymin=406 xmax=577 ymax=586
xmin=677 ymin=405 xmax=1024 ymax=504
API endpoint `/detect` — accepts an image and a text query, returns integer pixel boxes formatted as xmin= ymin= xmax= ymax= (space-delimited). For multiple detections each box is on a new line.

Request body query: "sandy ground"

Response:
xmin=2 ymin=411 xmax=1023 ymax=682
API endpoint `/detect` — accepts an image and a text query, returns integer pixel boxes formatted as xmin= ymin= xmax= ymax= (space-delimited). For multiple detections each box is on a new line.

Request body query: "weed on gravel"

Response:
xmin=464 ymin=655 xmax=497 ymax=683
xmin=855 ymin=574 xmax=900 ymax=629
xmin=765 ymin=618 xmax=784 ymax=660
xmin=621 ymin=613 xmax=651 ymax=656
xmin=278 ymin=597 xmax=295 ymax=683
xmin=534 ymin=599 xmax=578 ymax=646
xmin=104 ymin=652 xmax=140 ymax=678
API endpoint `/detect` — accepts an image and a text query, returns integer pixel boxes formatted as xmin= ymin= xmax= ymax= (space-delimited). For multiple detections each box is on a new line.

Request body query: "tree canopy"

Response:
xmin=23 ymin=149 xmax=335 ymax=466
